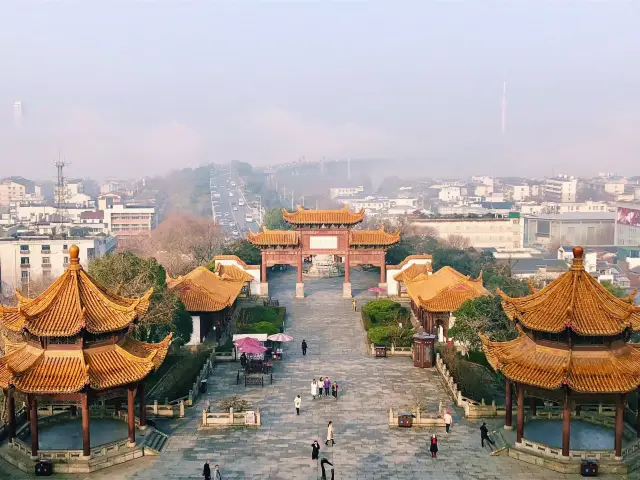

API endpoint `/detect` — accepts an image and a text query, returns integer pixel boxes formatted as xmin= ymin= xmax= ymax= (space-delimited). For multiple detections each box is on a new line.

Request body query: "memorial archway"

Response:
xmin=247 ymin=206 xmax=400 ymax=298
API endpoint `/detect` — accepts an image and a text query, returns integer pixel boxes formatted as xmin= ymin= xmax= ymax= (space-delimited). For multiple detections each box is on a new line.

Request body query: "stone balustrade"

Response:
xmin=515 ymin=438 xmax=619 ymax=462
xmin=201 ymin=407 xmax=261 ymax=427
xmin=388 ymin=408 xmax=445 ymax=427
xmin=146 ymin=399 xmax=185 ymax=418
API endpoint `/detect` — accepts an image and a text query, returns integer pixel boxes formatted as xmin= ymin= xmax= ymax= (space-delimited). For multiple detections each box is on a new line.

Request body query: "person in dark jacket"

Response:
xmin=320 ymin=458 xmax=334 ymax=480
xmin=203 ymin=460 xmax=211 ymax=480
xmin=302 ymin=339 xmax=308 ymax=355
xmin=480 ymin=422 xmax=495 ymax=447
xmin=311 ymin=440 xmax=320 ymax=460
xmin=331 ymin=381 xmax=338 ymax=400
xmin=429 ymin=435 xmax=438 ymax=458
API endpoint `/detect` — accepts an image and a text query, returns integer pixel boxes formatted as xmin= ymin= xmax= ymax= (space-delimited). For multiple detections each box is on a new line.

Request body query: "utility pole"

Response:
xmin=291 ymin=191 xmax=294 ymax=210
xmin=54 ymin=155 xmax=69 ymax=234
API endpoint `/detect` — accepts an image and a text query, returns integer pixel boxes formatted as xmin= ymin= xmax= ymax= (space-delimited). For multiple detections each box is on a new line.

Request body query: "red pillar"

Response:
xmin=127 ymin=386 xmax=136 ymax=445
xmin=29 ymin=395 xmax=39 ymax=457
xmin=261 ymin=251 xmax=267 ymax=283
xmin=139 ymin=380 xmax=147 ymax=428
xmin=296 ymin=250 xmax=303 ymax=283
xmin=7 ymin=386 xmax=16 ymax=442
xmin=516 ymin=384 xmax=524 ymax=442
xmin=505 ymin=380 xmax=512 ymax=428
xmin=81 ymin=393 xmax=91 ymax=457
xmin=344 ymin=251 xmax=350 ymax=283
xmin=379 ymin=252 xmax=386 ymax=284
xmin=529 ymin=396 xmax=537 ymax=417
xmin=615 ymin=394 xmax=626 ymax=457
xmin=562 ymin=388 xmax=571 ymax=456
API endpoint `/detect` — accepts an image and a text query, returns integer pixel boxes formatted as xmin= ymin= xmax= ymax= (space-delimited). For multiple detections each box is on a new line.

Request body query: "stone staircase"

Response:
xmin=142 ymin=429 xmax=170 ymax=455
xmin=484 ymin=427 xmax=510 ymax=456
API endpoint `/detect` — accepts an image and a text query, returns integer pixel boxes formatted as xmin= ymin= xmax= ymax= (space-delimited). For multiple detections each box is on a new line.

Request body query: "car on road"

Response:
xmin=233 ymin=206 xmax=238 ymax=211
xmin=238 ymin=199 xmax=245 ymax=206
xmin=229 ymin=192 xmax=234 ymax=197
xmin=232 ymin=230 xmax=239 ymax=236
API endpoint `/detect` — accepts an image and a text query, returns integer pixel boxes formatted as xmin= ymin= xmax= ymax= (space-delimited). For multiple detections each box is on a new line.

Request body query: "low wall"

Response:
xmin=201 ymin=408 xmax=261 ymax=427
xmin=145 ymin=400 xmax=185 ymax=419
xmin=368 ymin=343 xmax=413 ymax=357
xmin=388 ymin=408 xmax=445 ymax=428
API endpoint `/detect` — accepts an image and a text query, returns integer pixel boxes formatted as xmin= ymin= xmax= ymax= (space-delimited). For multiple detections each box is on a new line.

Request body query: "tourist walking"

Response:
xmin=352 ymin=298 xmax=357 ymax=311
xmin=213 ymin=464 xmax=222 ymax=480
xmin=320 ymin=458 xmax=334 ymax=480
xmin=311 ymin=379 xmax=318 ymax=399
xmin=311 ymin=440 xmax=320 ymax=460
xmin=325 ymin=421 xmax=335 ymax=446
xmin=480 ymin=422 xmax=495 ymax=447
xmin=331 ymin=381 xmax=338 ymax=400
xmin=295 ymin=395 xmax=302 ymax=415
xmin=302 ymin=339 xmax=308 ymax=356
xmin=323 ymin=377 xmax=331 ymax=397
xmin=443 ymin=410 xmax=453 ymax=433
xmin=429 ymin=435 xmax=438 ymax=458
xmin=203 ymin=460 xmax=211 ymax=480
xmin=318 ymin=377 xmax=324 ymax=397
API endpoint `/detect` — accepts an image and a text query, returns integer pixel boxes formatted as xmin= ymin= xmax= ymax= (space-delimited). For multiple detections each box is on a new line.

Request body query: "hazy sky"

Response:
xmin=1 ymin=2 xmax=639 ymax=181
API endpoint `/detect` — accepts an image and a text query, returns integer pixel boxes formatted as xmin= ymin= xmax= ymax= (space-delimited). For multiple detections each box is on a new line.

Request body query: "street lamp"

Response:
xmin=256 ymin=195 xmax=263 ymax=226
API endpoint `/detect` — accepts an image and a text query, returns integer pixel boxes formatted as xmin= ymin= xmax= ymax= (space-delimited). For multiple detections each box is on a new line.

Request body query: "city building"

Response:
xmin=0 ymin=235 xmax=117 ymax=297
xmin=410 ymin=216 xmax=523 ymax=249
xmin=438 ymin=186 xmax=462 ymax=202
xmin=103 ymin=203 xmax=157 ymax=237
xmin=0 ymin=180 xmax=26 ymax=206
xmin=522 ymin=212 xmax=616 ymax=247
xmin=543 ymin=176 xmax=577 ymax=203
xmin=582 ymin=178 xmax=627 ymax=197
xmin=519 ymin=201 xmax=611 ymax=215
xmin=328 ymin=186 xmax=364 ymax=199
xmin=505 ymin=184 xmax=530 ymax=202
xmin=615 ymin=202 xmax=640 ymax=246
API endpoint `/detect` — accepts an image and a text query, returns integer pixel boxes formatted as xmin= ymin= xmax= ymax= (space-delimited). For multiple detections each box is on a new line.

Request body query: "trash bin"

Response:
xmin=580 ymin=460 xmax=598 ymax=477
xmin=398 ymin=412 xmax=414 ymax=427
xmin=35 ymin=460 xmax=52 ymax=476
xmin=375 ymin=345 xmax=387 ymax=358
xmin=200 ymin=379 xmax=207 ymax=394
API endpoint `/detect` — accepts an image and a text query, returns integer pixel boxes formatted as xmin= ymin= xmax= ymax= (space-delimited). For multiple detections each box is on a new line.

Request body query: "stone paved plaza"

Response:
xmin=0 ymin=268 xmax=633 ymax=479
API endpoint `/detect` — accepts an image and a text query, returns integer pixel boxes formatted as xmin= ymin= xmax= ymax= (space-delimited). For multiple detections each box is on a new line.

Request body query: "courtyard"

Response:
xmin=0 ymin=268 xmax=633 ymax=479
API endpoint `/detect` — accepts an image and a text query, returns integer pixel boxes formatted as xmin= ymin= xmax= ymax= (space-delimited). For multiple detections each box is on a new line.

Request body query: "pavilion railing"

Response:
xmin=516 ymin=438 xmax=620 ymax=462
xmin=201 ymin=407 xmax=261 ymax=427
xmin=0 ymin=405 xmax=26 ymax=442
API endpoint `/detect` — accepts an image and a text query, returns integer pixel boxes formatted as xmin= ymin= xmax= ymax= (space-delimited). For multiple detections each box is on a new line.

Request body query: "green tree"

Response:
xmin=88 ymin=252 xmax=192 ymax=343
xmin=601 ymin=280 xmax=628 ymax=298
xmin=222 ymin=239 xmax=261 ymax=265
xmin=263 ymin=207 xmax=292 ymax=230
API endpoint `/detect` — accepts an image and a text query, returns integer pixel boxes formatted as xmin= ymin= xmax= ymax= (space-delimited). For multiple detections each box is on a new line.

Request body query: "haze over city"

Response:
xmin=2 ymin=2 xmax=639 ymax=180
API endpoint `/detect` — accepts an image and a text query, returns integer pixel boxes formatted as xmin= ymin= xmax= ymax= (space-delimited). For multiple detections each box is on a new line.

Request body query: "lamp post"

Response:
xmin=256 ymin=195 xmax=263 ymax=226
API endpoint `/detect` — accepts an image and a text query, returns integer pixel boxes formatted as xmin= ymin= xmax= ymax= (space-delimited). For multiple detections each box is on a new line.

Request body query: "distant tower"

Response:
xmin=54 ymin=158 xmax=70 ymax=231
xmin=501 ymin=81 xmax=507 ymax=135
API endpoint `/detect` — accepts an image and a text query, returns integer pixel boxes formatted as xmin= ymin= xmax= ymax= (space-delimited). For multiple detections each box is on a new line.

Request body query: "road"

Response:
xmin=209 ymin=167 xmax=260 ymax=239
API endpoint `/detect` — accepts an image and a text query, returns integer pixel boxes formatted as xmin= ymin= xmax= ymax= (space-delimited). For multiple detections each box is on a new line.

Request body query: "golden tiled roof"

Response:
xmin=350 ymin=227 xmax=400 ymax=246
xmin=282 ymin=205 xmax=365 ymax=226
xmin=393 ymin=263 xmax=433 ymax=282
xmin=0 ymin=245 xmax=152 ymax=337
xmin=247 ymin=227 xmax=299 ymax=246
xmin=213 ymin=255 xmax=260 ymax=270
xmin=404 ymin=266 xmax=488 ymax=312
xmin=214 ymin=264 xmax=255 ymax=283
xmin=387 ymin=254 xmax=433 ymax=270
xmin=168 ymin=266 xmax=245 ymax=312
xmin=499 ymin=246 xmax=640 ymax=335
xmin=481 ymin=328 xmax=640 ymax=393
xmin=0 ymin=333 xmax=172 ymax=394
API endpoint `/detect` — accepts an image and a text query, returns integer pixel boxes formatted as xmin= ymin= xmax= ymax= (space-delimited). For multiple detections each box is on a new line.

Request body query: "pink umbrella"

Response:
xmin=267 ymin=333 xmax=293 ymax=342
xmin=369 ymin=287 xmax=385 ymax=293
xmin=235 ymin=337 xmax=261 ymax=348
xmin=238 ymin=343 xmax=267 ymax=354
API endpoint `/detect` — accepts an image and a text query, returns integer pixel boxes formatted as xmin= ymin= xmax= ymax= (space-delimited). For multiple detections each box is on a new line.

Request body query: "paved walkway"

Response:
xmin=0 ymin=268 xmax=631 ymax=479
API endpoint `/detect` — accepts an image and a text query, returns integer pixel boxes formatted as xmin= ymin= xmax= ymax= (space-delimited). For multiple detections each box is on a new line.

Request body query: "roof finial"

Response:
xmin=571 ymin=246 xmax=584 ymax=270
xmin=572 ymin=246 xmax=584 ymax=259
xmin=69 ymin=244 xmax=80 ymax=265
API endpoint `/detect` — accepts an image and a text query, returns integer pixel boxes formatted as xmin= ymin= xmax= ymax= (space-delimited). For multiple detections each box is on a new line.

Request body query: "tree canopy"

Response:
xmin=88 ymin=252 xmax=192 ymax=343
xmin=263 ymin=207 xmax=292 ymax=230
xmin=601 ymin=280 xmax=628 ymax=299
xmin=221 ymin=239 xmax=261 ymax=265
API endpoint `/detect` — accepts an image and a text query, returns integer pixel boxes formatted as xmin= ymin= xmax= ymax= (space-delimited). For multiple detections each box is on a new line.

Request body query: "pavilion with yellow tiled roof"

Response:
xmin=168 ymin=264 xmax=252 ymax=345
xmin=247 ymin=206 xmax=400 ymax=298
xmin=481 ymin=246 xmax=640 ymax=460
xmin=0 ymin=245 xmax=171 ymax=459
xmin=400 ymin=265 xmax=488 ymax=341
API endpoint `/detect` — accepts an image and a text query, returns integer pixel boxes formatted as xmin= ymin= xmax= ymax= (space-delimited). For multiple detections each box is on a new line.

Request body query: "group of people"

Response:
xmin=310 ymin=421 xmax=335 ymax=457
xmin=311 ymin=377 xmax=338 ymax=399
xmin=202 ymin=461 xmax=222 ymax=480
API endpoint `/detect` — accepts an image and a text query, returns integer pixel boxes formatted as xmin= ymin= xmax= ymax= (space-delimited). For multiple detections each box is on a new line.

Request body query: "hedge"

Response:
xmin=361 ymin=299 xmax=410 ymax=330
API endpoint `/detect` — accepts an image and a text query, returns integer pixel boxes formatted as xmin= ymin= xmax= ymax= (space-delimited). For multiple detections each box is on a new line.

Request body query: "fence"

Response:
xmin=145 ymin=399 xmax=185 ymax=419
xmin=201 ymin=407 xmax=261 ymax=427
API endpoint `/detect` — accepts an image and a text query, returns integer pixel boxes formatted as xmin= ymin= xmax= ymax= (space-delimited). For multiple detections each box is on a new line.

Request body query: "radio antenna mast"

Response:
xmin=54 ymin=154 xmax=70 ymax=233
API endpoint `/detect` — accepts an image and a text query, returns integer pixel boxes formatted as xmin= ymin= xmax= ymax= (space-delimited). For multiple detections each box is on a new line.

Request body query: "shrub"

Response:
xmin=367 ymin=325 xmax=392 ymax=345
xmin=439 ymin=345 xmax=501 ymax=403
xmin=240 ymin=306 xmax=285 ymax=327
xmin=367 ymin=324 xmax=415 ymax=347
xmin=238 ymin=321 xmax=279 ymax=335
xmin=220 ymin=396 xmax=250 ymax=412
xmin=361 ymin=299 xmax=410 ymax=328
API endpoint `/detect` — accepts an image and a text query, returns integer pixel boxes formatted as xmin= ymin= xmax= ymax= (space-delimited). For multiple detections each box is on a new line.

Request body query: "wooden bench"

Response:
xmin=244 ymin=375 xmax=264 ymax=387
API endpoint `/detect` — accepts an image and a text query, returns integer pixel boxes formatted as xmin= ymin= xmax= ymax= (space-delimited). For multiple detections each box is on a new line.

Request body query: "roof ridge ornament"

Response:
xmin=571 ymin=245 xmax=584 ymax=270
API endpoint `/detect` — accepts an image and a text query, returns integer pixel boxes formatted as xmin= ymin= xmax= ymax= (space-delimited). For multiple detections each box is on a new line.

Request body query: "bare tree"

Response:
xmin=446 ymin=234 xmax=471 ymax=249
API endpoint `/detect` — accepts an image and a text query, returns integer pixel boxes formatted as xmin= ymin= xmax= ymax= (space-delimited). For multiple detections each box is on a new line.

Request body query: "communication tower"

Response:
xmin=54 ymin=157 xmax=70 ymax=232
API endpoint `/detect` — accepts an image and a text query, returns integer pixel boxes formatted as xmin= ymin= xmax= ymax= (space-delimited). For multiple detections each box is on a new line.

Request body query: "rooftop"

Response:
xmin=282 ymin=205 xmax=365 ymax=226
xmin=168 ymin=266 xmax=247 ymax=312
xmin=524 ymin=212 xmax=616 ymax=221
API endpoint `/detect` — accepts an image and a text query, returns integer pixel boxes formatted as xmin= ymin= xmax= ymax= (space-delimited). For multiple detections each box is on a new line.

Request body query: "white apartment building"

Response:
xmin=582 ymin=179 xmax=626 ymax=196
xmin=329 ymin=186 xmax=364 ymax=199
xmin=0 ymin=181 xmax=26 ymax=206
xmin=15 ymin=205 xmax=96 ymax=224
xmin=471 ymin=176 xmax=494 ymax=188
xmin=473 ymin=184 xmax=493 ymax=197
xmin=505 ymin=184 xmax=530 ymax=202
xmin=544 ymin=176 xmax=577 ymax=203
xmin=438 ymin=186 xmax=462 ymax=202
xmin=519 ymin=201 xmax=611 ymax=215
xmin=0 ymin=235 xmax=117 ymax=298
xmin=103 ymin=204 xmax=157 ymax=236
xmin=409 ymin=216 xmax=523 ymax=249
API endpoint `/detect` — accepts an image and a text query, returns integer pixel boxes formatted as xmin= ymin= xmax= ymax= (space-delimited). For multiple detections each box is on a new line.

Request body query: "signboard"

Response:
xmin=617 ymin=207 xmax=640 ymax=227
xmin=309 ymin=236 xmax=338 ymax=249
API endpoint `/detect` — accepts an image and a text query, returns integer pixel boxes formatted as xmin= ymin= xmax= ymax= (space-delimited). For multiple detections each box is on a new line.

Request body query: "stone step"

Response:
xmin=142 ymin=429 xmax=170 ymax=454
xmin=485 ymin=428 xmax=510 ymax=455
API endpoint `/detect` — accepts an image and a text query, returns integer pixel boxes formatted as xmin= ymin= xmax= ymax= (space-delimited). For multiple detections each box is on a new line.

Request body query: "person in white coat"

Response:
xmin=294 ymin=395 xmax=302 ymax=415
xmin=325 ymin=421 xmax=335 ymax=446
xmin=311 ymin=379 xmax=318 ymax=399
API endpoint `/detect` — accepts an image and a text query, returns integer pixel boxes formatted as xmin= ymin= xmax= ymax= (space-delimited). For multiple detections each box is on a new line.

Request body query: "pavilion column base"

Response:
xmin=139 ymin=425 xmax=148 ymax=431
xmin=260 ymin=282 xmax=269 ymax=296
xmin=504 ymin=425 xmax=514 ymax=430
xmin=615 ymin=456 xmax=623 ymax=461
xmin=378 ymin=283 xmax=387 ymax=293
xmin=295 ymin=283 xmax=305 ymax=298
xmin=30 ymin=455 xmax=39 ymax=461
xmin=80 ymin=454 xmax=92 ymax=460
xmin=127 ymin=441 xmax=136 ymax=448
xmin=342 ymin=282 xmax=352 ymax=298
